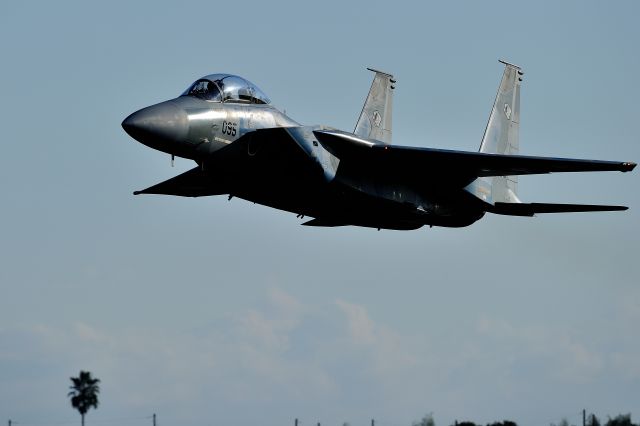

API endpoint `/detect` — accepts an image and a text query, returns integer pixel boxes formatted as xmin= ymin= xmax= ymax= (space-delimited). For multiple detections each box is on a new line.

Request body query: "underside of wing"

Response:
xmin=135 ymin=127 xmax=322 ymax=197
xmin=491 ymin=202 xmax=628 ymax=217
xmin=314 ymin=130 xmax=636 ymax=182
xmin=134 ymin=166 xmax=228 ymax=197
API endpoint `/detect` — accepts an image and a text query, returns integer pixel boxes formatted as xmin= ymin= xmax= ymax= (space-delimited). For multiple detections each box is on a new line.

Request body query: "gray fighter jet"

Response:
xmin=122 ymin=61 xmax=636 ymax=230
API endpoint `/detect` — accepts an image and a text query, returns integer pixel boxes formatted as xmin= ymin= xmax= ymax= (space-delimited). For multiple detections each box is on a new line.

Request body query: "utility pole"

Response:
xmin=153 ymin=413 xmax=156 ymax=426
xmin=372 ymin=419 xmax=375 ymax=426
xmin=295 ymin=418 xmax=298 ymax=426
xmin=9 ymin=419 xmax=12 ymax=426
xmin=583 ymin=409 xmax=586 ymax=426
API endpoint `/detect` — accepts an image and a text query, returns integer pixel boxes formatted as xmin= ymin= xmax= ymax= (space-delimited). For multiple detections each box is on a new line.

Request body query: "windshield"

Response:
xmin=184 ymin=79 xmax=222 ymax=101
xmin=181 ymin=74 xmax=271 ymax=104
xmin=218 ymin=76 xmax=252 ymax=103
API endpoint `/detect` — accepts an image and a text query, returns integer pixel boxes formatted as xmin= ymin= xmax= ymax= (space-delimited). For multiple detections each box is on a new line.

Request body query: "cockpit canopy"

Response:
xmin=181 ymin=74 xmax=271 ymax=104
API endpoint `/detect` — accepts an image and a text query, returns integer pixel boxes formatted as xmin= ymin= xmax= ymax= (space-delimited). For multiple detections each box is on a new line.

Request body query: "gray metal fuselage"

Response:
xmin=126 ymin=96 xmax=478 ymax=229
xmin=131 ymin=96 xmax=296 ymax=158
xmin=122 ymin=68 xmax=634 ymax=230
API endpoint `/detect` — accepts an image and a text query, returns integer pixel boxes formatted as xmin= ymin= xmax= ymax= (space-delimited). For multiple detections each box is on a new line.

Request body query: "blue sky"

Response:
xmin=1 ymin=1 xmax=639 ymax=426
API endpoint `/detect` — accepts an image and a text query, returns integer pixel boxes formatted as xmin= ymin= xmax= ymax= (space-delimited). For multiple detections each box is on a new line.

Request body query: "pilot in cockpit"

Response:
xmin=182 ymin=74 xmax=270 ymax=105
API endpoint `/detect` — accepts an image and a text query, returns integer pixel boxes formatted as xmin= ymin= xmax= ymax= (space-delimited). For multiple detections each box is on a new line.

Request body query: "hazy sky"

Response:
xmin=1 ymin=1 xmax=639 ymax=426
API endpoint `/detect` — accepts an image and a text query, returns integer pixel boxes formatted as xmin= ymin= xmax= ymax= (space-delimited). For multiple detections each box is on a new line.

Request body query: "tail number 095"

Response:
xmin=222 ymin=121 xmax=237 ymax=137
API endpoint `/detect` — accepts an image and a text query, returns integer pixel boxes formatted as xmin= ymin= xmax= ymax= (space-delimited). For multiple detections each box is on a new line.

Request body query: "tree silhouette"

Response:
xmin=68 ymin=371 xmax=100 ymax=426
xmin=487 ymin=421 xmax=518 ymax=426
xmin=587 ymin=414 xmax=602 ymax=426
xmin=553 ymin=419 xmax=573 ymax=426
xmin=413 ymin=414 xmax=436 ymax=426
xmin=605 ymin=414 xmax=636 ymax=426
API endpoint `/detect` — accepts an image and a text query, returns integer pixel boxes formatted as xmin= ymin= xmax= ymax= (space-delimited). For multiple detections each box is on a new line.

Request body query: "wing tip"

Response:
xmin=622 ymin=162 xmax=637 ymax=172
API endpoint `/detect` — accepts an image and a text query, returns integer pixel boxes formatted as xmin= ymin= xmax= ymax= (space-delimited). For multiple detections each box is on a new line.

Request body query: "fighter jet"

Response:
xmin=122 ymin=61 xmax=635 ymax=230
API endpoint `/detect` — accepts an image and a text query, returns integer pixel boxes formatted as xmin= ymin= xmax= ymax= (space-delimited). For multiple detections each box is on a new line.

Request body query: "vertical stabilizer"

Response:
xmin=354 ymin=68 xmax=395 ymax=144
xmin=478 ymin=60 xmax=523 ymax=203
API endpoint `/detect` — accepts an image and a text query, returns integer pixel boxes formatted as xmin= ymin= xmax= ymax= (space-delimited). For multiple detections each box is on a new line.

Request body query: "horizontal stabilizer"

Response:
xmin=301 ymin=218 xmax=348 ymax=227
xmin=134 ymin=166 xmax=227 ymax=197
xmin=491 ymin=202 xmax=628 ymax=217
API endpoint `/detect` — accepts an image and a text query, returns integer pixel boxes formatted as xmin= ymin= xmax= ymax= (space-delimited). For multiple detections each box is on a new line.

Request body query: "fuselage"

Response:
xmin=124 ymin=96 xmax=298 ymax=160
xmin=122 ymin=73 xmax=487 ymax=229
xmin=123 ymin=68 xmax=636 ymax=229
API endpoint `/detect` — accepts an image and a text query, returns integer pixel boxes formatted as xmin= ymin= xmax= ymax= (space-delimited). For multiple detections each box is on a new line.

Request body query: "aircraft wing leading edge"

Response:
xmin=314 ymin=130 xmax=636 ymax=178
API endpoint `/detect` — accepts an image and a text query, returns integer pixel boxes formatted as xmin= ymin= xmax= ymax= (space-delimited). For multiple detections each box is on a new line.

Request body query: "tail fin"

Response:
xmin=479 ymin=60 xmax=523 ymax=203
xmin=354 ymin=68 xmax=395 ymax=144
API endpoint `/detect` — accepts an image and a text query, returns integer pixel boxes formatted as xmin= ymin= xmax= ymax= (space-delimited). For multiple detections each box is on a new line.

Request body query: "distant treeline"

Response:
xmin=410 ymin=412 xmax=638 ymax=426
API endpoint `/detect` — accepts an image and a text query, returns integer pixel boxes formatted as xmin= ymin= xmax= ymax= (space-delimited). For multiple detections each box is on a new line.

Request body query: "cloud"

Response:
xmin=2 ymin=291 xmax=425 ymax=422
xmin=475 ymin=315 xmax=605 ymax=384
xmin=236 ymin=287 xmax=306 ymax=350
xmin=239 ymin=309 xmax=289 ymax=349
xmin=334 ymin=299 xmax=419 ymax=384
xmin=2 ymin=291 xmax=639 ymax=426
xmin=73 ymin=322 xmax=106 ymax=343
xmin=335 ymin=299 xmax=376 ymax=344
xmin=268 ymin=287 xmax=304 ymax=319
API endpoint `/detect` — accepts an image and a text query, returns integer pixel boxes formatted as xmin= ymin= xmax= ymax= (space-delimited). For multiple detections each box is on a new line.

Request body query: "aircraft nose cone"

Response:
xmin=122 ymin=101 xmax=189 ymax=146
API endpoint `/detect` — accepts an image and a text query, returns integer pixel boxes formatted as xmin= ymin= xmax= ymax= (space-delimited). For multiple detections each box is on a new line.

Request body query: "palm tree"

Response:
xmin=68 ymin=371 xmax=100 ymax=426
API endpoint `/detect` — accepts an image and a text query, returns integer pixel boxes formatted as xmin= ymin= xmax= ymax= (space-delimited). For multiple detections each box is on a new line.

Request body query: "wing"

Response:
xmin=135 ymin=127 xmax=326 ymax=197
xmin=134 ymin=166 xmax=228 ymax=197
xmin=314 ymin=130 xmax=636 ymax=182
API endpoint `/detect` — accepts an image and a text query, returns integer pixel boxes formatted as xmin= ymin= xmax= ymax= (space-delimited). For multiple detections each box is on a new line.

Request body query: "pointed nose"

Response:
xmin=122 ymin=101 xmax=189 ymax=148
